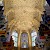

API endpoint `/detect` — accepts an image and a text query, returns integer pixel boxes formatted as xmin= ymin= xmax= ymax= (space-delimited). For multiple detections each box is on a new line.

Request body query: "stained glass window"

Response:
xmin=31 ymin=31 xmax=37 ymax=47
xmin=12 ymin=31 xmax=18 ymax=47
xmin=14 ymin=41 xmax=18 ymax=47
xmin=32 ymin=42 xmax=36 ymax=46
xmin=21 ymin=33 xmax=28 ymax=48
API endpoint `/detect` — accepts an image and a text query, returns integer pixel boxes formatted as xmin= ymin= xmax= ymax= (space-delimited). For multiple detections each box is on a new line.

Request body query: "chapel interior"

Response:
xmin=0 ymin=0 xmax=50 ymax=50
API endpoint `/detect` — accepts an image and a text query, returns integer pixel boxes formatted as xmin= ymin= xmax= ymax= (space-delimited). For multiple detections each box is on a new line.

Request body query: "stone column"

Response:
xmin=18 ymin=30 xmax=21 ymax=50
xmin=27 ymin=31 xmax=32 ymax=50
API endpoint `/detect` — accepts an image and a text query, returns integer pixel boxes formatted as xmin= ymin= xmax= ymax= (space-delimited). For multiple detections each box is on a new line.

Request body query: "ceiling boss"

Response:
xmin=3 ymin=0 xmax=45 ymax=32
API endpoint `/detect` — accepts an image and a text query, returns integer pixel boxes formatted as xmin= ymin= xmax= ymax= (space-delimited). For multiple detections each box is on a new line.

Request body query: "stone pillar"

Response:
xmin=27 ymin=31 xmax=32 ymax=50
xmin=18 ymin=30 xmax=21 ymax=50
